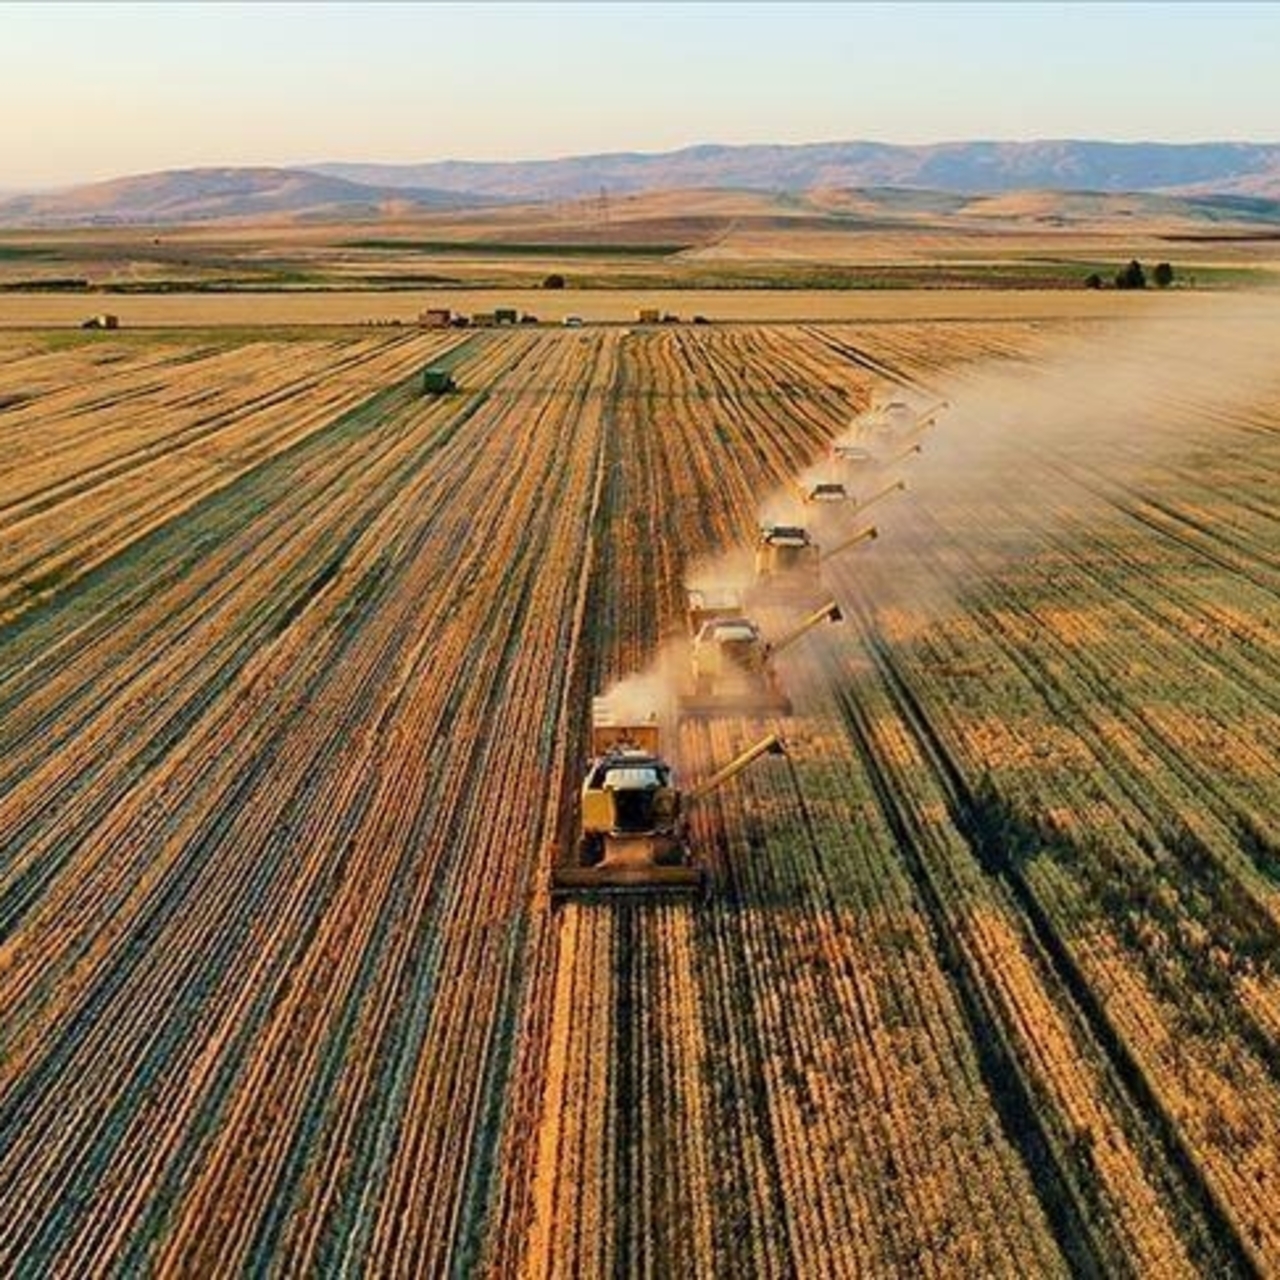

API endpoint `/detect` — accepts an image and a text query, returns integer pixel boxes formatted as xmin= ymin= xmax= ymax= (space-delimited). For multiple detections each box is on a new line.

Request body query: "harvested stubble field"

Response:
xmin=1 ymin=314 xmax=1277 ymax=1276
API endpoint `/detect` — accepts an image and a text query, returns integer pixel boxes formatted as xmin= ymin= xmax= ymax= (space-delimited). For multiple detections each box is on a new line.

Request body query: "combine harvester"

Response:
xmin=801 ymin=476 xmax=909 ymax=515
xmin=832 ymin=439 xmax=923 ymax=472
xmin=551 ymin=698 xmax=784 ymax=897
xmin=869 ymin=396 xmax=948 ymax=441
xmin=750 ymin=516 xmax=882 ymax=603
xmin=832 ymin=396 xmax=946 ymax=469
xmin=680 ymin=590 xmax=842 ymax=717
xmin=831 ymin=439 xmax=925 ymax=473
xmin=749 ymin=523 xmax=825 ymax=603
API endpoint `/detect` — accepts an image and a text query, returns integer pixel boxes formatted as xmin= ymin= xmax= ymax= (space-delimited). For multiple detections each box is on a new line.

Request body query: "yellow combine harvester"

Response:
xmin=551 ymin=699 xmax=784 ymax=897
xmin=751 ymin=524 xmax=823 ymax=601
xmin=680 ymin=594 xmax=842 ymax=717
xmin=751 ymin=517 xmax=882 ymax=601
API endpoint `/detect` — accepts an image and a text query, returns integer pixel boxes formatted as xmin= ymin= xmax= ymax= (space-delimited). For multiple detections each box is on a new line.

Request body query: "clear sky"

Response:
xmin=3 ymin=1 xmax=1278 ymax=188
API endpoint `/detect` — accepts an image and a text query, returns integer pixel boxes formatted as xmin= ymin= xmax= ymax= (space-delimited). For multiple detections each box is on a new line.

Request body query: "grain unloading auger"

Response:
xmin=845 ymin=478 xmax=908 ymax=522
xmin=551 ymin=700 xmax=785 ymax=898
xmin=680 ymin=595 xmax=842 ymax=717
xmin=820 ymin=523 xmax=879 ymax=564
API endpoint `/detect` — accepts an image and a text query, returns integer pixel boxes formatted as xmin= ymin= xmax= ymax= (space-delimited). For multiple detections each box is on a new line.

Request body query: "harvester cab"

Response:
xmin=805 ymin=481 xmax=850 ymax=504
xmin=551 ymin=698 xmax=785 ymax=897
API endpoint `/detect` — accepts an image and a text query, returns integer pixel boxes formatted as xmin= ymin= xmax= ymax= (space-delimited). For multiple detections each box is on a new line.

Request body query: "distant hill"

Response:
xmin=469 ymin=185 xmax=1280 ymax=240
xmin=788 ymin=185 xmax=1280 ymax=230
xmin=310 ymin=139 xmax=1280 ymax=201
xmin=5 ymin=142 xmax=1280 ymax=230
xmin=0 ymin=167 xmax=487 ymax=227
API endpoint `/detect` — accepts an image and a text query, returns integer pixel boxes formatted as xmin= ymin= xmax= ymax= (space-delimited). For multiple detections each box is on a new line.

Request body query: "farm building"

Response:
xmin=418 ymin=308 xmax=451 ymax=329
xmin=494 ymin=307 xmax=519 ymax=325
xmin=81 ymin=313 xmax=120 ymax=330
xmin=636 ymin=308 xmax=661 ymax=324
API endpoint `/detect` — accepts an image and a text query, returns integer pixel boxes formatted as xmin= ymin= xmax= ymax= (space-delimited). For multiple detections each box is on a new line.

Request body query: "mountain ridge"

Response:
xmin=5 ymin=140 xmax=1280 ymax=227
xmin=307 ymin=138 xmax=1280 ymax=200
xmin=0 ymin=166 xmax=489 ymax=227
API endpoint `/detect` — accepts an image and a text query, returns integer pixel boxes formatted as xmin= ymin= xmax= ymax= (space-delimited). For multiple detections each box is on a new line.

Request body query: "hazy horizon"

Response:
xmin=4 ymin=2 xmax=1279 ymax=189
xmin=10 ymin=134 xmax=1280 ymax=199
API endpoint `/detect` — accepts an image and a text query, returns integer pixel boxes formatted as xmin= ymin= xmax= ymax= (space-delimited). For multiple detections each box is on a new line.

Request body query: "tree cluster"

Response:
xmin=1085 ymin=260 xmax=1175 ymax=290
